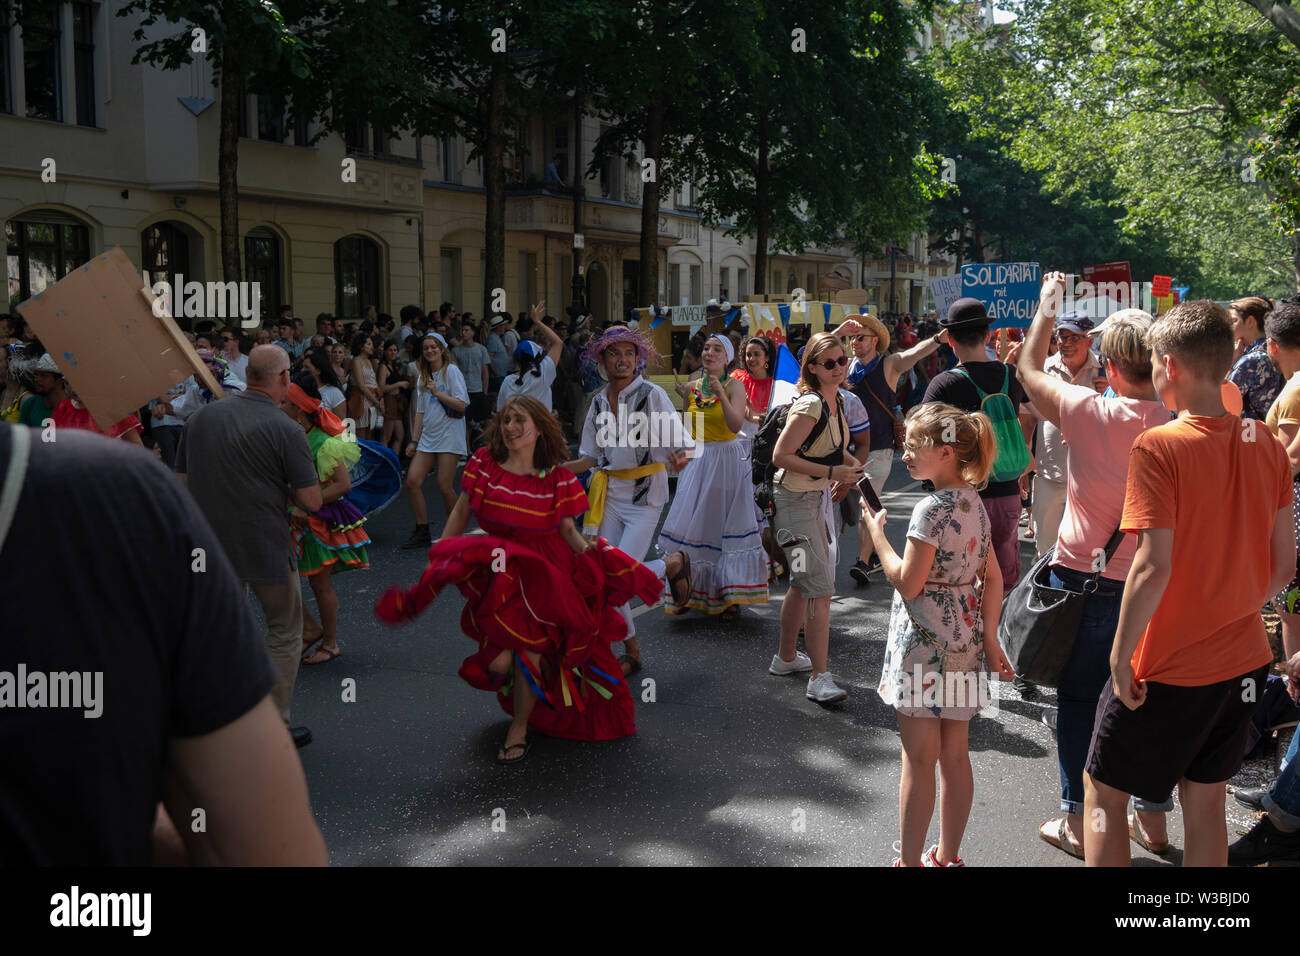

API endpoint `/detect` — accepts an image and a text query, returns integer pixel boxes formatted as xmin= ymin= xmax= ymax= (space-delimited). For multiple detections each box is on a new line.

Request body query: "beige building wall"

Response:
xmin=0 ymin=4 xmax=938 ymax=329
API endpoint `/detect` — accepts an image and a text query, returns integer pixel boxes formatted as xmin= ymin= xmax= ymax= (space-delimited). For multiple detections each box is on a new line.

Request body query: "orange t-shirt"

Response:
xmin=1121 ymin=414 xmax=1291 ymax=686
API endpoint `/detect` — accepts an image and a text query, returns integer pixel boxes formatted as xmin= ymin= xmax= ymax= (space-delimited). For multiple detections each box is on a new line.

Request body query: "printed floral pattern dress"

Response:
xmin=878 ymin=487 xmax=992 ymax=720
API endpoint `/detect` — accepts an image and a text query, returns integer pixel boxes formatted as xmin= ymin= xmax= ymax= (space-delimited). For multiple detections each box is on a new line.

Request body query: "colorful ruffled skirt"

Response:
xmin=294 ymin=499 xmax=371 ymax=576
xmin=375 ymin=535 xmax=662 ymax=740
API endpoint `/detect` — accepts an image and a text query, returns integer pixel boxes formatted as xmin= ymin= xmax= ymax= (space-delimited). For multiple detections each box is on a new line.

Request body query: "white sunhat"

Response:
xmin=1086 ymin=308 xmax=1155 ymax=338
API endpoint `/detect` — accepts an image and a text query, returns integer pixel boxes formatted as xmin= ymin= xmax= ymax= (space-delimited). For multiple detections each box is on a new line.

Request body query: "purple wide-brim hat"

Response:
xmin=581 ymin=326 xmax=659 ymax=378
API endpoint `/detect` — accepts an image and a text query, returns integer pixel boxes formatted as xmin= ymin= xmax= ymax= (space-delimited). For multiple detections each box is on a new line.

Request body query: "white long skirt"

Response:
xmin=657 ymin=438 xmax=769 ymax=614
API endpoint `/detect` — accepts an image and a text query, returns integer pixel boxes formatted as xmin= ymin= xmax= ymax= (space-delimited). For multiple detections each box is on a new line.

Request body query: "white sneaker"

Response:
xmin=770 ymin=651 xmax=813 ymax=675
xmin=806 ymin=671 xmax=848 ymax=703
xmin=922 ymin=845 xmax=964 ymax=867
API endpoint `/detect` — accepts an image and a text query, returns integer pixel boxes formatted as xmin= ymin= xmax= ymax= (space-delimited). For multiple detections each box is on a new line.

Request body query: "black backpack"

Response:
xmin=751 ymin=393 xmax=843 ymax=514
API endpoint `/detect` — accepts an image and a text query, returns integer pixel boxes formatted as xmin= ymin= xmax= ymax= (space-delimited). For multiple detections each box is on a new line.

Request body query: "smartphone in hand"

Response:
xmin=857 ymin=474 xmax=882 ymax=513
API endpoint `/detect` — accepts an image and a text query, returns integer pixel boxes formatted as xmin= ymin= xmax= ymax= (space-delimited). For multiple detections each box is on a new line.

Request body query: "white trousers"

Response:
xmin=598 ymin=495 xmax=666 ymax=640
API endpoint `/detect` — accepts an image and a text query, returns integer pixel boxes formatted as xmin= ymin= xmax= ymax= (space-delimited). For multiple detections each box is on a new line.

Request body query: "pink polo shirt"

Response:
xmin=1053 ymin=384 xmax=1170 ymax=580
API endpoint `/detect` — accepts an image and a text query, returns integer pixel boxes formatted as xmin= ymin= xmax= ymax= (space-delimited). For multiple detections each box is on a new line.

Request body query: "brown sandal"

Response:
xmin=667 ymin=551 xmax=692 ymax=609
xmin=1039 ymin=818 xmax=1084 ymax=859
xmin=1128 ymin=814 xmax=1171 ymax=855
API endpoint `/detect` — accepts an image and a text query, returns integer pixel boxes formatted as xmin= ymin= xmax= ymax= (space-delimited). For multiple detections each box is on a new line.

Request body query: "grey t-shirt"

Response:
xmin=176 ymin=390 xmax=318 ymax=583
xmin=451 ymin=343 xmax=491 ymax=393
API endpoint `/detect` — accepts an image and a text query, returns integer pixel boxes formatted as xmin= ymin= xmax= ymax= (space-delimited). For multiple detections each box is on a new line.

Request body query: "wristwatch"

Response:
xmin=827 ymin=464 xmax=834 ymax=479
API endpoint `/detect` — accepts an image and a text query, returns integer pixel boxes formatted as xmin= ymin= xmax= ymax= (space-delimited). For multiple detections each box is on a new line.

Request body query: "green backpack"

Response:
xmin=953 ymin=366 xmax=1030 ymax=484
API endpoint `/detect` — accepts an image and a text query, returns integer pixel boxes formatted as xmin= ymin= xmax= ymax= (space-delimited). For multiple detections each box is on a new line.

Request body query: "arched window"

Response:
xmin=141 ymin=221 xmax=192 ymax=296
xmin=6 ymin=211 xmax=90 ymax=303
xmin=334 ymin=235 xmax=380 ymax=319
xmin=244 ymin=227 xmax=282 ymax=325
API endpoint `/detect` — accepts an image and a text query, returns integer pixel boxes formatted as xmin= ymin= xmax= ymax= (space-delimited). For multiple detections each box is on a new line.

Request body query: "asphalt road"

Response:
xmin=288 ymin=455 xmax=1275 ymax=866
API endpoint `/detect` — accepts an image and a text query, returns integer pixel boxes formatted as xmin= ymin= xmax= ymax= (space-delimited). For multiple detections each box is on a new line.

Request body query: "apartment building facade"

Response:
xmin=0 ymin=2 xmax=951 ymax=327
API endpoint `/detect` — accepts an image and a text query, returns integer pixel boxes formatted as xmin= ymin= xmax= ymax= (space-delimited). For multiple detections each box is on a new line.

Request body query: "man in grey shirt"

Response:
xmin=176 ymin=345 xmax=323 ymax=747
xmin=453 ymin=322 xmax=492 ymax=422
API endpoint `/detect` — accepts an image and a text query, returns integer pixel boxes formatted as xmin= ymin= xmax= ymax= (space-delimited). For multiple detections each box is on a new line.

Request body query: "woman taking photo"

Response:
xmin=401 ymin=333 xmax=468 ymax=551
xmin=376 ymin=396 xmax=662 ymax=763
xmin=303 ymin=346 xmax=347 ymax=418
xmin=378 ymin=339 xmax=412 ymax=456
xmin=1017 ymin=275 xmax=1174 ymax=859
xmin=657 ymin=333 xmax=769 ymax=620
xmin=283 ymin=375 xmax=371 ymax=666
xmin=767 ymin=330 xmax=864 ymax=702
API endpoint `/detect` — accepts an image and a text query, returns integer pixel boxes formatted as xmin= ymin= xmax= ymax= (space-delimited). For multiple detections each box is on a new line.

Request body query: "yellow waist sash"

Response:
xmin=583 ymin=462 xmax=666 ymax=533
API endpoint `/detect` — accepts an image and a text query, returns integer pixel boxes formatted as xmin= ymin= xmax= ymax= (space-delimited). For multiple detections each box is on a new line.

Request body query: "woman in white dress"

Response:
xmin=400 ymin=333 xmax=469 ymax=550
xmin=657 ymin=334 xmax=769 ymax=620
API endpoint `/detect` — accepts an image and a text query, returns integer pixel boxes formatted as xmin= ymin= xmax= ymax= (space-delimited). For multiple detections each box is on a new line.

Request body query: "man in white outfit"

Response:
xmin=563 ymin=327 xmax=694 ymax=676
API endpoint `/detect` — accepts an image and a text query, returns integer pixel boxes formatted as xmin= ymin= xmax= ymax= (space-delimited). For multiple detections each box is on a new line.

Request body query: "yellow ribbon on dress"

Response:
xmin=583 ymin=462 xmax=666 ymax=535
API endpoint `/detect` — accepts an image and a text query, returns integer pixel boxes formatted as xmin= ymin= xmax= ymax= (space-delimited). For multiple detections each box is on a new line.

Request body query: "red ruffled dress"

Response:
xmin=375 ymin=448 xmax=662 ymax=740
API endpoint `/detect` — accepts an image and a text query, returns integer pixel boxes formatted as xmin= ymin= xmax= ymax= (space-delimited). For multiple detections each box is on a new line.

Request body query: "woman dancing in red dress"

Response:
xmin=375 ymin=395 xmax=662 ymax=763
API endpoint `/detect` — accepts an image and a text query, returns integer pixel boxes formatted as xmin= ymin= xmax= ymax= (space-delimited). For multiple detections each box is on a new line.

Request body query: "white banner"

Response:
xmin=929 ymin=273 xmax=962 ymax=316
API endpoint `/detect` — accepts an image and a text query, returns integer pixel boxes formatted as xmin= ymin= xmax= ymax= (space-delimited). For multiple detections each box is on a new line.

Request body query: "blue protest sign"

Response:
xmin=960 ymin=263 xmax=1041 ymax=328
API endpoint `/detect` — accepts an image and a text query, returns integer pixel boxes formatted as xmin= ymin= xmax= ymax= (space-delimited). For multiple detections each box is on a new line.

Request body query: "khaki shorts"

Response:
xmin=772 ymin=484 xmax=834 ymax=598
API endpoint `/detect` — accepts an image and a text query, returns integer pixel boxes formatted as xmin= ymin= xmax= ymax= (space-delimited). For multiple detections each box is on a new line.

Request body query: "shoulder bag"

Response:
xmin=996 ymin=528 xmax=1125 ymax=687
xmin=859 ymin=373 xmax=907 ymax=450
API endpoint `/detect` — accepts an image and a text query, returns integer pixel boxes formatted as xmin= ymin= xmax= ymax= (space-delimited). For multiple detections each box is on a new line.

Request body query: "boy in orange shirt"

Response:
xmin=1084 ymin=300 xmax=1296 ymax=866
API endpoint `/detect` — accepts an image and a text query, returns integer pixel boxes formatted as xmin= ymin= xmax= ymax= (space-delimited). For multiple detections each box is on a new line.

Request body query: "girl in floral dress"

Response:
xmin=862 ymin=402 xmax=1015 ymax=867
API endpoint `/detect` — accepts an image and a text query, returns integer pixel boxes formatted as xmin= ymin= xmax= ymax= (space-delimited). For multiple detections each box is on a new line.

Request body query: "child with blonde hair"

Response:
xmin=863 ymin=401 xmax=1016 ymax=866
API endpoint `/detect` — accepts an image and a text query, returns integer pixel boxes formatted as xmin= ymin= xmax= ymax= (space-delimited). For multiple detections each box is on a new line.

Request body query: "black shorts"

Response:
xmin=1085 ymin=664 xmax=1269 ymax=801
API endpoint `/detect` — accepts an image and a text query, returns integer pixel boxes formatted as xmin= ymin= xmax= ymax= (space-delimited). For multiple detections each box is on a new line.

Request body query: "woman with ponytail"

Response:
xmin=283 ymin=374 xmax=372 ymax=665
xmin=864 ymin=402 xmax=1014 ymax=867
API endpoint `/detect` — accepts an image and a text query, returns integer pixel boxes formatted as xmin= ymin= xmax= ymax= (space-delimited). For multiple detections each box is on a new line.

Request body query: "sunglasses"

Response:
xmin=849 ymin=333 xmax=878 ymax=342
xmin=815 ymin=355 xmax=848 ymax=370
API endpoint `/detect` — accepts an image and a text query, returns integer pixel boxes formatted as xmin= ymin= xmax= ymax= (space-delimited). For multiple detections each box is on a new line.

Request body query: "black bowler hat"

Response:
xmin=943 ymin=297 xmax=990 ymax=330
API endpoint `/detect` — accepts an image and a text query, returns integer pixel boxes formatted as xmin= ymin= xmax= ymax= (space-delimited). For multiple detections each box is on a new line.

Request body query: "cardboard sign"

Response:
xmin=17 ymin=247 xmax=222 ymax=429
xmin=929 ymin=273 xmax=963 ymax=318
xmin=960 ymin=262 xmax=1041 ymax=328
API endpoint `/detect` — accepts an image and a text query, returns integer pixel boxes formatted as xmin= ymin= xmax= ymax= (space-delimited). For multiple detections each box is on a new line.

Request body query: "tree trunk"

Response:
xmin=754 ymin=113 xmax=769 ymax=295
xmin=639 ymin=96 xmax=665 ymax=307
xmin=218 ymin=35 xmax=242 ymax=283
xmin=1293 ymin=228 xmax=1300 ymax=293
xmin=1239 ymin=0 xmax=1300 ymax=49
xmin=483 ymin=57 xmax=508 ymax=319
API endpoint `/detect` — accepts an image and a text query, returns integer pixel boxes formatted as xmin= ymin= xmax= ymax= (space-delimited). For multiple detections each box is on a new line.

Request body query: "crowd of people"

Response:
xmin=5 ymin=284 xmax=1300 ymax=870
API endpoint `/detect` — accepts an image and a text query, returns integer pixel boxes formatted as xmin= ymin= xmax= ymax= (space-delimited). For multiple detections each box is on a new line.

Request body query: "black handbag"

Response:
xmin=997 ymin=528 xmax=1124 ymax=687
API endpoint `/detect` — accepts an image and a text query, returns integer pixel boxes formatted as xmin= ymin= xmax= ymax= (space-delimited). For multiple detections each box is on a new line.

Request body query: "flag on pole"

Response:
xmin=771 ymin=343 xmax=801 ymax=407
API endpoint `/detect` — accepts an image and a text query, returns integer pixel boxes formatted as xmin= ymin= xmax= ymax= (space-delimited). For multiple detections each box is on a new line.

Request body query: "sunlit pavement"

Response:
xmin=292 ymin=456 xmax=1271 ymax=866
